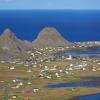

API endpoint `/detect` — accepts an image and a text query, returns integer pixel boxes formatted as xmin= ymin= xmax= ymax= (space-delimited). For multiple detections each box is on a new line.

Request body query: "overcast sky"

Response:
xmin=0 ymin=0 xmax=100 ymax=10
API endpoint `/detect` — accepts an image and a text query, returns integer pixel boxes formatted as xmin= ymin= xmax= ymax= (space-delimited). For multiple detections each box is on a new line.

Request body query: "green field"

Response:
xmin=0 ymin=59 xmax=100 ymax=100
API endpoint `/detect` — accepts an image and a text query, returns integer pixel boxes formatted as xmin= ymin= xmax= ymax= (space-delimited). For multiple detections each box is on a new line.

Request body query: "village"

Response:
xmin=0 ymin=47 xmax=100 ymax=100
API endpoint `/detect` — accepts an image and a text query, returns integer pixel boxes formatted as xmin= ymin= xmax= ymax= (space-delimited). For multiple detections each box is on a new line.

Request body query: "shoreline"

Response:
xmin=68 ymin=93 xmax=100 ymax=100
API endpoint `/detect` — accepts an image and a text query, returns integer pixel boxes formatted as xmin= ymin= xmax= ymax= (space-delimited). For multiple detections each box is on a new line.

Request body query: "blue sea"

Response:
xmin=0 ymin=10 xmax=100 ymax=42
xmin=79 ymin=93 xmax=100 ymax=100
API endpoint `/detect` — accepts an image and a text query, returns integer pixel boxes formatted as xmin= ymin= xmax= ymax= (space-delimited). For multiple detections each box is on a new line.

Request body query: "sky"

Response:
xmin=0 ymin=0 xmax=100 ymax=10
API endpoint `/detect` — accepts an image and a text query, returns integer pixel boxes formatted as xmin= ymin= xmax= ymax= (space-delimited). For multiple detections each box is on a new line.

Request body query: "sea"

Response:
xmin=0 ymin=10 xmax=100 ymax=42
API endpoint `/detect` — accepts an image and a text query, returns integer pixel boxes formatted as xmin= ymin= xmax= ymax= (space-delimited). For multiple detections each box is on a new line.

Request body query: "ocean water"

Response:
xmin=47 ymin=81 xmax=100 ymax=88
xmin=64 ymin=50 xmax=100 ymax=55
xmin=0 ymin=10 xmax=100 ymax=42
xmin=79 ymin=93 xmax=100 ymax=100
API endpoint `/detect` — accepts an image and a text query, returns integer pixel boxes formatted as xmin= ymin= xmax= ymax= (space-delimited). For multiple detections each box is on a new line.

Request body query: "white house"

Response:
xmin=27 ymin=69 xmax=32 ymax=73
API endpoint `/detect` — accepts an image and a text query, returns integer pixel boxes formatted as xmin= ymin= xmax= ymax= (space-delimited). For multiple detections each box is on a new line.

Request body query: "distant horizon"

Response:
xmin=0 ymin=9 xmax=100 ymax=11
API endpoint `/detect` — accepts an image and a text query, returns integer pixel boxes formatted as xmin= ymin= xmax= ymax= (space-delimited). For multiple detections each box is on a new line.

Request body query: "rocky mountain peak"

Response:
xmin=1 ymin=28 xmax=15 ymax=39
xmin=33 ymin=27 xmax=71 ymax=48
xmin=38 ymin=27 xmax=61 ymax=37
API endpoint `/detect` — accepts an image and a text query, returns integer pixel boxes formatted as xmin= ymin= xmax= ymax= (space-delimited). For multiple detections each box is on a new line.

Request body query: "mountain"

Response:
xmin=0 ymin=28 xmax=32 ymax=60
xmin=32 ymin=27 xmax=72 ymax=48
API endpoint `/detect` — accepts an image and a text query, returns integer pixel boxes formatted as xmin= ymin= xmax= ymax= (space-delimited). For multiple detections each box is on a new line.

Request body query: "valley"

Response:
xmin=0 ymin=27 xmax=99 ymax=100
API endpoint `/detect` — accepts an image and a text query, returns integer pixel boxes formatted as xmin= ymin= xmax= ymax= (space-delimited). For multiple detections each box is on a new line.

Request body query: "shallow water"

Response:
xmin=75 ymin=93 xmax=100 ymax=100
xmin=47 ymin=81 xmax=100 ymax=88
xmin=64 ymin=50 xmax=100 ymax=56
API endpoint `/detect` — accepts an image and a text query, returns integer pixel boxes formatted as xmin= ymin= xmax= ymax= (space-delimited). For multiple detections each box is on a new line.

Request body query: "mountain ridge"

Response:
xmin=0 ymin=27 xmax=99 ymax=60
xmin=0 ymin=28 xmax=32 ymax=60
xmin=32 ymin=27 xmax=72 ymax=48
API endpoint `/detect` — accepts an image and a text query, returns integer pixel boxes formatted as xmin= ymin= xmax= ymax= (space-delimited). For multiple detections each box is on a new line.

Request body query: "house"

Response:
xmin=82 ymin=68 xmax=86 ymax=71
xmin=66 ymin=55 xmax=73 ymax=60
xmin=33 ymin=65 xmax=37 ymax=68
xmin=16 ymin=85 xmax=20 ymax=89
xmin=0 ymin=61 xmax=5 ymax=63
xmin=68 ymin=67 xmax=73 ymax=71
xmin=27 ymin=82 xmax=32 ymax=85
xmin=65 ymin=71 xmax=69 ymax=74
xmin=12 ymin=80 xmax=16 ymax=83
xmin=69 ymin=63 xmax=87 ymax=70
xmin=46 ymin=75 xmax=52 ymax=79
xmin=31 ymin=53 xmax=35 ymax=57
xmin=27 ymin=69 xmax=32 ymax=73
xmin=18 ymin=82 xmax=23 ymax=86
xmin=10 ymin=66 xmax=15 ymax=70
xmin=39 ymin=73 xmax=44 ymax=77
xmin=24 ymin=64 xmax=29 ymax=67
xmin=12 ymin=95 xmax=17 ymax=99
xmin=44 ymin=66 xmax=49 ymax=70
xmin=33 ymin=88 xmax=39 ymax=93
xmin=59 ymin=70 xmax=63 ymax=73
xmin=55 ymin=73 xmax=61 ymax=78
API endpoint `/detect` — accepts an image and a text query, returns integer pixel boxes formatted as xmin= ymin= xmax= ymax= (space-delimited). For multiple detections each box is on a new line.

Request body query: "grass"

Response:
xmin=0 ymin=59 xmax=100 ymax=100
